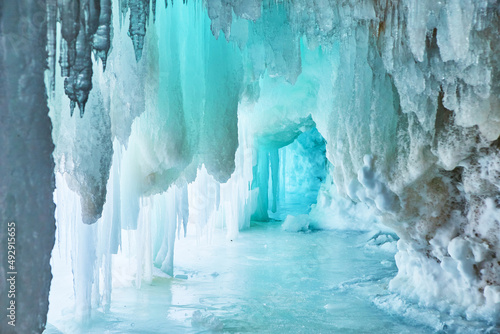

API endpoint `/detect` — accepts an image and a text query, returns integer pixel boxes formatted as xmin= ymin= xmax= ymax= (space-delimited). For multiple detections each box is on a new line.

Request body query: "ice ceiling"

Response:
xmin=1 ymin=0 xmax=500 ymax=332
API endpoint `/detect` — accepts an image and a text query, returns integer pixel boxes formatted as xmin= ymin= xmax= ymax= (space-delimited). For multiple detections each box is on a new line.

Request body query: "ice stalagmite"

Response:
xmin=0 ymin=0 xmax=55 ymax=332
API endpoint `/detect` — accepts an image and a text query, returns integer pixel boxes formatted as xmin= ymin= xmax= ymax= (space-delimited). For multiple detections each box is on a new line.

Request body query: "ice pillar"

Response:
xmin=251 ymin=149 xmax=270 ymax=221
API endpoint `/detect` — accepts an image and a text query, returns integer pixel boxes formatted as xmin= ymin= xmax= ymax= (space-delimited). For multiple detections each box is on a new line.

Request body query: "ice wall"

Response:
xmin=44 ymin=0 xmax=500 ymax=327
xmin=229 ymin=0 xmax=500 ymax=319
xmin=0 ymin=0 xmax=56 ymax=333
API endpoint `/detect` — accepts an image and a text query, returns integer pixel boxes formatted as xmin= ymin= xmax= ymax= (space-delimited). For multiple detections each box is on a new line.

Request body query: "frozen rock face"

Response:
xmin=0 ymin=0 xmax=55 ymax=332
xmin=44 ymin=0 xmax=499 ymax=325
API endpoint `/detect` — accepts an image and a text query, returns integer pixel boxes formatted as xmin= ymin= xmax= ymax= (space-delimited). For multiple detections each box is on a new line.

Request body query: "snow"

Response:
xmin=282 ymin=214 xmax=312 ymax=233
xmin=357 ymin=155 xmax=400 ymax=214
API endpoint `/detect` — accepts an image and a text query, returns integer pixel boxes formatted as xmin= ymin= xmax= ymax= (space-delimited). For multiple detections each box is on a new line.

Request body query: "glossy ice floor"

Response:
xmin=46 ymin=220 xmax=494 ymax=333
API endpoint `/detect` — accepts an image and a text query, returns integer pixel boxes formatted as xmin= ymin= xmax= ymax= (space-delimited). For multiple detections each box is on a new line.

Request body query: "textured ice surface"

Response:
xmin=47 ymin=222 xmax=498 ymax=333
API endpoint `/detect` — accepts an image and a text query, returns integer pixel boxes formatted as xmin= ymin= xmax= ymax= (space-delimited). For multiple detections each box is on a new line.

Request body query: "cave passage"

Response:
xmin=47 ymin=128 xmax=420 ymax=334
xmin=46 ymin=124 xmax=488 ymax=334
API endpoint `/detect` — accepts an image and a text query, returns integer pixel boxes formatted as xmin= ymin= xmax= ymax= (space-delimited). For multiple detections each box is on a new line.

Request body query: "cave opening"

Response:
xmin=253 ymin=126 xmax=328 ymax=223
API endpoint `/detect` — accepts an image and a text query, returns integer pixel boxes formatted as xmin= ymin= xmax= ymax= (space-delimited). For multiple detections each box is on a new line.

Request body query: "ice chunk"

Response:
xmin=192 ymin=310 xmax=224 ymax=331
xmin=282 ymin=214 xmax=312 ymax=232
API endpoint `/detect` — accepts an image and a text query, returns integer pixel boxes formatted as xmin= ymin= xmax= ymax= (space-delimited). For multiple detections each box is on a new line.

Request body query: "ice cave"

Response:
xmin=1 ymin=0 xmax=500 ymax=333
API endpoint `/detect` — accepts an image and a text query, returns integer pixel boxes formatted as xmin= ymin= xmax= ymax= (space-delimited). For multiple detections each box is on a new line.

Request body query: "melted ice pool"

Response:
xmin=46 ymin=222 xmax=496 ymax=333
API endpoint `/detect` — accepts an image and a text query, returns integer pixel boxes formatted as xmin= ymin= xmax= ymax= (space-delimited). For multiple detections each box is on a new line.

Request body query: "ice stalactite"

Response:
xmin=251 ymin=149 xmax=271 ymax=221
xmin=269 ymin=149 xmax=279 ymax=213
xmin=94 ymin=0 xmax=113 ymax=69
xmin=0 ymin=0 xmax=55 ymax=332
xmin=206 ymin=0 xmax=262 ymax=40
xmin=64 ymin=14 xmax=93 ymax=117
xmin=206 ymin=0 xmax=233 ymax=40
xmin=128 ymin=0 xmax=150 ymax=61
xmin=46 ymin=0 xmax=58 ymax=94
xmin=49 ymin=0 xmax=155 ymax=114
xmin=52 ymin=68 xmax=113 ymax=225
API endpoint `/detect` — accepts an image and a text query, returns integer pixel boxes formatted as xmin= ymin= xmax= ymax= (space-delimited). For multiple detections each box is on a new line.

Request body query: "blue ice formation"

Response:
xmin=1 ymin=0 xmax=499 ymax=332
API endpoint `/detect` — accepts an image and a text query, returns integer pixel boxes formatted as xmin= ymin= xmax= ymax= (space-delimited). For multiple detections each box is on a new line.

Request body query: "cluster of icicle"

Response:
xmin=47 ymin=0 xmax=160 ymax=115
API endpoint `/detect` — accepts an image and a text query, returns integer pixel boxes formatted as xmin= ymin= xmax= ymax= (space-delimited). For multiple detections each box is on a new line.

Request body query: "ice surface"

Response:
xmin=47 ymin=222 xmax=498 ymax=333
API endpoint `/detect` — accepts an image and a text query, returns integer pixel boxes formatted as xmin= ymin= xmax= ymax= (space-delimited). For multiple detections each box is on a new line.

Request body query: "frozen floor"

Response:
xmin=46 ymin=221 xmax=495 ymax=333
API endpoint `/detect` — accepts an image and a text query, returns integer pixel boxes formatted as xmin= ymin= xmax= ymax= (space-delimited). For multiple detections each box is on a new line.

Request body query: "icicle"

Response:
xmin=251 ymin=149 xmax=270 ymax=221
xmin=59 ymin=0 xmax=79 ymax=96
xmin=152 ymin=0 xmax=157 ymax=22
xmin=135 ymin=197 xmax=153 ymax=287
xmin=128 ymin=0 xmax=150 ymax=61
xmin=58 ymin=0 xmax=106 ymax=114
xmin=135 ymin=198 xmax=145 ymax=288
xmin=280 ymin=147 xmax=286 ymax=204
xmin=206 ymin=0 xmax=233 ymax=40
xmin=154 ymin=187 xmax=177 ymax=276
xmin=59 ymin=0 xmax=79 ymax=82
xmin=60 ymin=0 xmax=98 ymax=115
xmin=60 ymin=0 xmax=80 ymax=45
xmin=119 ymin=0 xmax=129 ymax=27
xmin=110 ymin=141 xmax=122 ymax=254
xmin=269 ymin=148 xmax=279 ymax=213
xmin=101 ymin=253 xmax=112 ymax=312
xmin=144 ymin=197 xmax=153 ymax=283
xmin=177 ymin=183 xmax=189 ymax=238
xmin=88 ymin=0 xmax=101 ymax=36
xmin=73 ymin=212 xmax=97 ymax=323
xmin=93 ymin=0 xmax=112 ymax=70
xmin=59 ymin=39 xmax=70 ymax=77
xmin=46 ymin=0 xmax=57 ymax=94
xmin=64 ymin=26 xmax=93 ymax=116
